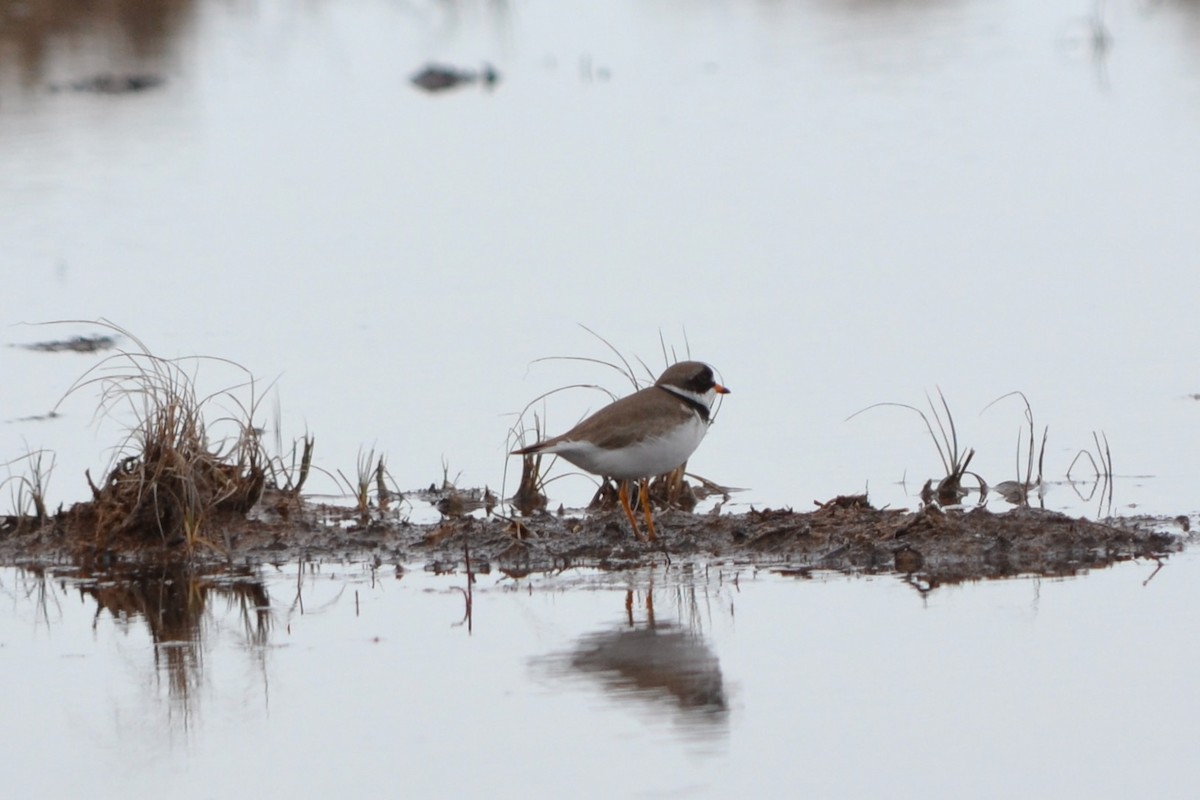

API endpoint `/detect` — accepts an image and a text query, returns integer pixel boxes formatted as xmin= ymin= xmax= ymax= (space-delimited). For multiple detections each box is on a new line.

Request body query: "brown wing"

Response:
xmin=512 ymin=386 xmax=686 ymax=453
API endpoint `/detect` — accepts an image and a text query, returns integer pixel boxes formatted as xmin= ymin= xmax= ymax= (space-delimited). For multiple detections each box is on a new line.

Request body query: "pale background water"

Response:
xmin=2 ymin=2 xmax=1200 ymax=797
xmin=0 ymin=0 xmax=1197 ymax=518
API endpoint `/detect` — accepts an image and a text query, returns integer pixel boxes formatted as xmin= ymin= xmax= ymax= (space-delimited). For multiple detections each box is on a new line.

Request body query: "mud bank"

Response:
xmin=0 ymin=494 xmax=1185 ymax=588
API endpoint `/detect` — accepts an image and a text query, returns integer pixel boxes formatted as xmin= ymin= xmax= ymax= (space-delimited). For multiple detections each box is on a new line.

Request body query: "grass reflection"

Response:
xmin=0 ymin=0 xmax=191 ymax=86
xmin=73 ymin=563 xmax=270 ymax=726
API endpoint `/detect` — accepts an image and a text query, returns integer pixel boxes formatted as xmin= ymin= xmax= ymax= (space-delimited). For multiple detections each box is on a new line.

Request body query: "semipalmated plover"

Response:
xmin=511 ymin=361 xmax=730 ymax=541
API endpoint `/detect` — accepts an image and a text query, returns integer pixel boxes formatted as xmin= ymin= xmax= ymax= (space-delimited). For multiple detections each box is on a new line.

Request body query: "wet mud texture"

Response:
xmin=0 ymin=493 xmax=1182 ymax=587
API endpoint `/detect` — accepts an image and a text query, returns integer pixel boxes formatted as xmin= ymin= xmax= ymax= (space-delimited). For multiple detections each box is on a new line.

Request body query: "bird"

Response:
xmin=511 ymin=361 xmax=729 ymax=541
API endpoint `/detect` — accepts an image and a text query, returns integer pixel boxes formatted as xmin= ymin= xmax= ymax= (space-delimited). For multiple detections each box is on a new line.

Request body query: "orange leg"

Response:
xmin=639 ymin=477 xmax=657 ymax=541
xmin=618 ymin=480 xmax=644 ymax=541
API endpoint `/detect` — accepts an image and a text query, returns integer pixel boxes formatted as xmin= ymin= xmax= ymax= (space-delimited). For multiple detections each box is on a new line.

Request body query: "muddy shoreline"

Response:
xmin=0 ymin=493 xmax=1186 ymax=588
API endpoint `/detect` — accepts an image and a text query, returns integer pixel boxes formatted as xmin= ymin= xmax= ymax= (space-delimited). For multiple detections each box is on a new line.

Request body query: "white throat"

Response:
xmin=660 ymin=384 xmax=717 ymax=416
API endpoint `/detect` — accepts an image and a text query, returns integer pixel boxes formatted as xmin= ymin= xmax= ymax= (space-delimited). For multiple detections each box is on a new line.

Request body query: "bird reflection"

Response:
xmin=556 ymin=588 xmax=728 ymax=732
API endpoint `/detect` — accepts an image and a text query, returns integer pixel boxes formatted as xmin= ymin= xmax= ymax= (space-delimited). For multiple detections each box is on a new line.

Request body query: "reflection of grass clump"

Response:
xmin=57 ymin=322 xmax=267 ymax=553
xmin=77 ymin=562 xmax=270 ymax=723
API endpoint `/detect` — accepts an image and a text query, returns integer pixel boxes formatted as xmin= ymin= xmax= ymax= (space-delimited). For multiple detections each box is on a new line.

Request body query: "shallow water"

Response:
xmin=3 ymin=3 xmax=1199 ymax=794
xmin=3 ymin=553 xmax=1199 ymax=798
xmin=1 ymin=0 xmax=1198 ymax=520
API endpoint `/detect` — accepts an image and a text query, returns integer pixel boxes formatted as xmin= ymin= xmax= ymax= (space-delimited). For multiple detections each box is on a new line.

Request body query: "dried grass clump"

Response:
xmin=509 ymin=414 xmax=550 ymax=516
xmin=1 ymin=448 xmax=55 ymax=531
xmin=57 ymin=323 xmax=267 ymax=552
xmin=335 ymin=445 xmax=403 ymax=523
xmin=849 ymin=387 xmax=986 ymax=508
xmin=851 ymin=387 xmax=1115 ymax=515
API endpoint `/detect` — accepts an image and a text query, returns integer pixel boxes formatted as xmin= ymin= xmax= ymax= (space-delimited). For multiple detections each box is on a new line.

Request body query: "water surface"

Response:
xmin=3 ymin=5 xmax=1199 ymax=793
xmin=3 ymin=553 xmax=1198 ymax=798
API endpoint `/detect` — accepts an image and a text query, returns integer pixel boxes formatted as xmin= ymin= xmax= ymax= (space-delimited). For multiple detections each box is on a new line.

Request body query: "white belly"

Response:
xmin=551 ymin=415 xmax=709 ymax=480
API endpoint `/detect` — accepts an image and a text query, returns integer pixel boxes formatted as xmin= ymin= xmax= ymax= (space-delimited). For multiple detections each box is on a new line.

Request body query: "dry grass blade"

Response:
xmin=1067 ymin=449 xmax=1101 ymax=480
xmin=1066 ymin=430 xmax=1114 ymax=516
xmin=982 ymin=390 xmax=1049 ymax=507
xmin=632 ymin=354 xmax=658 ymax=386
xmin=530 ymin=325 xmax=697 ymax=392
xmin=1095 ymin=430 xmax=1114 ymax=516
xmin=684 ymin=472 xmax=744 ymax=501
xmin=529 ymin=356 xmax=639 ymax=388
xmin=928 ymin=387 xmax=960 ymax=474
xmin=578 ymin=323 xmax=640 ymax=390
xmin=848 ymin=393 xmax=959 ymax=477
xmin=656 ymin=326 xmax=693 ymax=371
xmin=509 ymin=384 xmax=620 ymax=437
xmin=375 ymin=455 xmax=391 ymax=512
xmin=440 ymin=457 xmax=462 ymax=492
